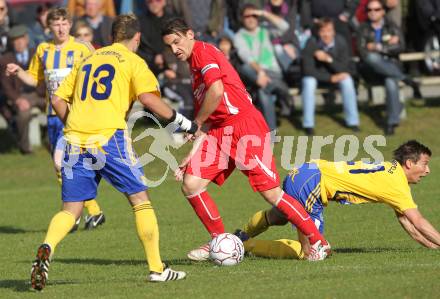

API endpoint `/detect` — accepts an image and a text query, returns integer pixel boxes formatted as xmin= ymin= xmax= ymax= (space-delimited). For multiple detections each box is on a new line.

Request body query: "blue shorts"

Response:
xmin=282 ymin=163 xmax=325 ymax=233
xmin=47 ymin=116 xmax=65 ymax=154
xmin=61 ymin=130 xmax=147 ymax=202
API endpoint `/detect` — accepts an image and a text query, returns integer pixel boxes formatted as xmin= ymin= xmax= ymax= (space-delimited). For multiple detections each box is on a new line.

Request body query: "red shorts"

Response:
xmin=186 ymin=112 xmax=280 ymax=192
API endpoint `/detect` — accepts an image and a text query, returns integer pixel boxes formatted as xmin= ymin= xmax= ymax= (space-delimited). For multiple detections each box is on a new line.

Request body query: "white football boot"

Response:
xmin=307 ymin=240 xmax=331 ymax=261
xmin=187 ymin=243 xmax=210 ymax=261
xmin=148 ymin=264 xmax=186 ymax=282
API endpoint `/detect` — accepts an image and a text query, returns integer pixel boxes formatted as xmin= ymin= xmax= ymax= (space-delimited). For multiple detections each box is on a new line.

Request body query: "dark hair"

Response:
xmin=161 ymin=18 xmax=190 ymax=37
xmin=218 ymin=34 xmax=233 ymax=45
xmin=73 ymin=20 xmax=92 ymax=36
xmin=47 ymin=7 xmax=71 ymax=25
xmin=240 ymin=3 xmax=258 ymax=17
xmin=393 ymin=140 xmax=432 ymax=165
xmin=111 ymin=14 xmax=140 ymax=42
xmin=37 ymin=2 xmax=52 ymax=15
xmin=316 ymin=17 xmax=334 ymax=30
xmin=366 ymin=0 xmax=385 ymax=11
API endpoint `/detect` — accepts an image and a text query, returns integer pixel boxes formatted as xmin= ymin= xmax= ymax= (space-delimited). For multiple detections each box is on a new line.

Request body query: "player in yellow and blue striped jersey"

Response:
xmin=6 ymin=7 xmax=105 ymax=230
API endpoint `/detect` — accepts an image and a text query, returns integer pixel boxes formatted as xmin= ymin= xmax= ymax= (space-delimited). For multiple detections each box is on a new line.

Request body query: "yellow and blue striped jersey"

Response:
xmin=312 ymin=159 xmax=417 ymax=214
xmin=55 ymin=43 xmax=160 ymax=147
xmin=27 ymin=36 xmax=93 ymax=115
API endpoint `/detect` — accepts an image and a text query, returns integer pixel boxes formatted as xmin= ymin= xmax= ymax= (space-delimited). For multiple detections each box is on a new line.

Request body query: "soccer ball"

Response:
xmin=209 ymin=233 xmax=244 ymax=266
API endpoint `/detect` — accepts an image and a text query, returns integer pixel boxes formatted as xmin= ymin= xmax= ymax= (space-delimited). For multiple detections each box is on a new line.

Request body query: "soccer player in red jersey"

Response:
xmin=162 ymin=18 xmax=330 ymax=261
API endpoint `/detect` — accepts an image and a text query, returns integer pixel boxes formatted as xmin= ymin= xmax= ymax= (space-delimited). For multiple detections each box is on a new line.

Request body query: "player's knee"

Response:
xmin=181 ymin=181 xmax=196 ymax=196
xmin=260 ymin=187 xmax=282 ymax=205
xmin=127 ymin=191 xmax=150 ymax=206
xmin=63 ymin=201 xmax=84 ymax=219
xmin=181 ymin=177 xmax=201 ymax=196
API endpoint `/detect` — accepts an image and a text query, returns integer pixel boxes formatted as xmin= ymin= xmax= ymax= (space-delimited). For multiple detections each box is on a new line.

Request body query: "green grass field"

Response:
xmin=1 ymin=103 xmax=440 ymax=298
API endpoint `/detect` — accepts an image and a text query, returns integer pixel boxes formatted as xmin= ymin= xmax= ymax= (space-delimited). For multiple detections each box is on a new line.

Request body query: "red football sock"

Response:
xmin=275 ymin=192 xmax=327 ymax=245
xmin=186 ymin=190 xmax=225 ymax=238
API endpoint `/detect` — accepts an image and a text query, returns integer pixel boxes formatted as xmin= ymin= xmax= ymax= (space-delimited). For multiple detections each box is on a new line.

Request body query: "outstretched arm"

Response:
xmin=397 ymin=209 xmax=440 ymax=248
xmin=249 ymin=9 xmax=289 ymax=33
xmin=138 ymin=92 xmax=198 ymax=134
xmin=5 ymin=63 xmax=38 ymax=87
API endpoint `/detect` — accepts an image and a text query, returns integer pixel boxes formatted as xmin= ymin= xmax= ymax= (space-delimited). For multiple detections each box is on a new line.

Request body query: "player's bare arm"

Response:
xmin=139 ymin=92 xmax=174 ymax=119
xmin=248 ymin=9 xmax=287 ymax=30
xmin=396 ymin=212 xmax=439 ymax=248
xmin=5 ymin=63 xmax=38 ymax=87
xmin=138 ymin=92 xmax=198 ymax=134
xmin=51 ymin=95 xmax=70 ymax=124
xmin=400 ymin=208 xmax=440 ymax=248
xmin=191 ymin=80 xmax=224 ymax=139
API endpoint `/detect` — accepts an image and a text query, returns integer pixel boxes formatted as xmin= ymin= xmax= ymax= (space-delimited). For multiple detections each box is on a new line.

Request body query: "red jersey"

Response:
xmin=189 ymin=41 xmax=256 ymax=127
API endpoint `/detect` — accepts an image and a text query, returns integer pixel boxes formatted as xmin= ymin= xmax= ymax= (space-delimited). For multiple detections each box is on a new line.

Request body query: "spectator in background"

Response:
xmin=137 ymin=0 xmax=175 ymax=76
xmin=224 ymin=0 xmax=242 ymax=35
xmin=162 ymin=47 xmax=193 ymax=119
xmin=386 ymin=0 xmax=402 ymax=27
xmin=356 ymin=0 xmax=402 ymax=27
xmin=218 ymin=34 xmax=262 ymax=108
xmin=0 ymin=0 xmax=13 ymax=54
xmin=68 ymin=0 xmax=116 ymax=17
xmin=413 ymin=0 xmax=440 ymax=51
xmin=0 ymin=25 xmax=45 ymax=154
xmin=0 ymin=0 xmax=17 ymax=127
xmin=72 ymin=20 xmax=96 ymax=47
xmin=224 ymin=0 xmax=265 ymax=35
xmin=218 ymin=35 xmax=243 ymax=72
xmin=263 ymin=0 xmax=300 ymax=74
xmin=301 ymin=18 xmax=360 ymax=135
xmin=137 ymin=0 xmax=193 ymax=118
xmin=356 ymin=0 xmax=373 ymax=23
xmin=28 ymin=3 xmax=53 ymax=49
xmin=76 ymin=0 xmax=113 ymax=47
xmin=301 ymin=0 xmax=360 ymax=55
xmin=357 ymin=0 xmax=421 ymax=135
xmin=234 ymin=3 xmax=292 ymax=131
xmin=169 ymin=0 xmax=225 ymax=42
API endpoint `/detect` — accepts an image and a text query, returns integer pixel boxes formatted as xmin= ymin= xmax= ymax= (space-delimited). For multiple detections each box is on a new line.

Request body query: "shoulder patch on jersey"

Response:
xmin=37 ymin=41 xmax=51 ymax=52
xmin=201 ymin=63 xmax=219 ymax=75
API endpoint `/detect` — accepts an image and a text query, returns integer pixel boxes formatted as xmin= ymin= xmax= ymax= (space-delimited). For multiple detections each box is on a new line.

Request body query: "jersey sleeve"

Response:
xmin=54 ymin=63 xmax=79 ymax=104
xmin=381 ymin=187 xmax=417 ymax=214
xmin=378 ymin=168 xmax=418 ymax=214
xmin=27 ymin=45 xmax=45 ymax=83
xmin=131 ymin=59 xmax=160 ymax=98
xmin=193 ymin=48 xmax=224 ymax=88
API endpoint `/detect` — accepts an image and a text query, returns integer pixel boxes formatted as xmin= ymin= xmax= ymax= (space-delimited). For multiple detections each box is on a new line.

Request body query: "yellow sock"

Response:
xmin=84 ymin=199 xmax=102 ymax=216
xmin=133 ymin=202 xmax=163 ymax=273
xmin=43 ymin=210 xmax=76 ymax=254
xmin=242 ymin=209 xmax=271 ymax=238
xmin=56 ymin=170 xmax=62 ymax=185
xmin=244 ymin=238 xmax=304 ymax=260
